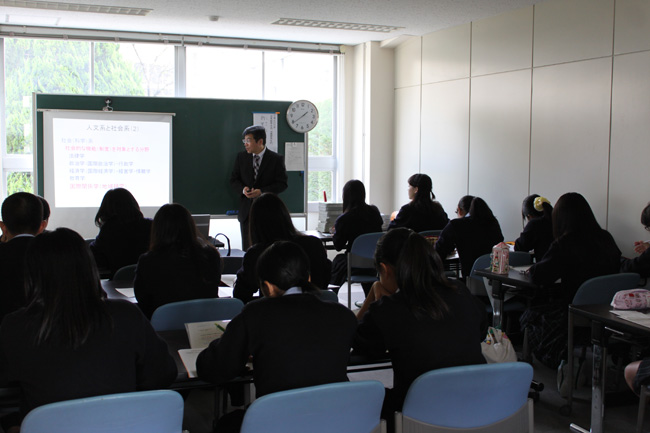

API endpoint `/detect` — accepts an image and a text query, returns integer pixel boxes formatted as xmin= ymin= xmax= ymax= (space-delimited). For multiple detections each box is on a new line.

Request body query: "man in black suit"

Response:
xmin=230 ymin=125 xmax=288 ymax=250
xmin=0 ymin=192 xmax=46 ymax=323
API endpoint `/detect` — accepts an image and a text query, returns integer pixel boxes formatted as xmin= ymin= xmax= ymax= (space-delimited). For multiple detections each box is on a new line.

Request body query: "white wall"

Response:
xmin=389 ymin=0 xmax=650 ymax=256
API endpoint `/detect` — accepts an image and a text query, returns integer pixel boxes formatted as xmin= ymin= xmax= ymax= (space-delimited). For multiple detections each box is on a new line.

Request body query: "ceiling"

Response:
xmin=1 ymin=0 xmax=548 ymax=46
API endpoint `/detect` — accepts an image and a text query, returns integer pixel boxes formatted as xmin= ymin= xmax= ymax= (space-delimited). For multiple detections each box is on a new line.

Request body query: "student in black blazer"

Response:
xmin=620 ymin=202 xmax=650 ymax=277
xmin=198 ymin=241 xmax=356 ymax=432
xmin=230 ymin=125 xmax=288 ymax=250
xmin=514 ymin=194 xmax=553 ymax=262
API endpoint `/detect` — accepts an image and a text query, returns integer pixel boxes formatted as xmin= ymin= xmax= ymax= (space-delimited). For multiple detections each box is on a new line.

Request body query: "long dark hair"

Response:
xmin=94 ymin=188 xmax=144 ymax=228
xmin=24 ymin=228 xmax=109 ymax=349
xmin=256 ymin=241 xmax=318 ymax=294
xmin=552 ymin=192 xmax=601 ymax=239
xmin=342 ymin=180 xmax=368 ymax=213
xmin=381 ymin=228 xmax=454 ymax=320
xmin=468 ymin=197 xmax=499 ymax=227
xmin=641 ymin=203 xmax=650 ymax=228
xmin=249 ymin=193 xmax=298 ymax=245
xmin=150 ymin=203 xmax=201 ymax=254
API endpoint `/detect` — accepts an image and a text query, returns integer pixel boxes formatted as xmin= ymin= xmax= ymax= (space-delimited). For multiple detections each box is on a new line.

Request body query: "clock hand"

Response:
xmin=295 ymin=111 xmax=309 ymax=121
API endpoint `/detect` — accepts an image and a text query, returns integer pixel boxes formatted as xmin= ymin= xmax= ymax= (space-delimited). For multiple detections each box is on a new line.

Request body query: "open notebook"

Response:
xmin=178 ymin=320 xmax=229 ymax=378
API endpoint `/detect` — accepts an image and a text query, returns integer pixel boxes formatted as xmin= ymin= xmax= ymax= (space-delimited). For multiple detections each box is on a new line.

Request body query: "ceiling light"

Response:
xmin=272 ymin=18 xmax=403 ymax=33
xmin=0 ymin=1 xmax=151 ymax=16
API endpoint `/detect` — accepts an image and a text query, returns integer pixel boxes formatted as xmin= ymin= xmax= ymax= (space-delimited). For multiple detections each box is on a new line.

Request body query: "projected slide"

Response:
xmin=44 ymin=111 xmax=172 ymax=208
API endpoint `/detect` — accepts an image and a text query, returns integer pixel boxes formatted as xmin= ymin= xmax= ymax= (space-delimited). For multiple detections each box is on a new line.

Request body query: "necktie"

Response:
xmin=253 ymin=154 xmax=260 ymax=181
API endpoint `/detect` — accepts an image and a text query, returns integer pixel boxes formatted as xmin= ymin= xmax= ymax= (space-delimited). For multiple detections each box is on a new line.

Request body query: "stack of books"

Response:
xmin=316 ymin=202 xmax=343 ymax=233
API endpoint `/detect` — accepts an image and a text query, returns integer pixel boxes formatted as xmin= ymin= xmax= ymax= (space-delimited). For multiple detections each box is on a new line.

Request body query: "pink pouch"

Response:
xmin=611 ymin=289 xmax=650 ymax=310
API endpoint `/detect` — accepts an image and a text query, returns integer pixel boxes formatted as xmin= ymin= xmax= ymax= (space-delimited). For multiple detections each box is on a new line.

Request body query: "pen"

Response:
xmin=215 ymin=323 xmax=226 ymax=332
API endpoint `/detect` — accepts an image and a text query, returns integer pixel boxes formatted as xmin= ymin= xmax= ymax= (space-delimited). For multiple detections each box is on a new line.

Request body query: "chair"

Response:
xmin=21 ymin=390 xmax=184 ymax=433
xmin=564 ymin=272 xmax=641 ymax=414
xmin=395 ymin=362 xmax=534 ymax=433
xmin=638 ymin=383 xmax=650 ymax=433
xmin=150 ymin=298 xmax=244 ymax=331
xmin=344 ymin=232 xmax=384 ymax=308
xmin=240 ymin=381 xmax=386 ymax=433
xmin=469 ymin=252 xmax=532 ymax=332
xmin=112 ymin=264 xmax=137 ymax=281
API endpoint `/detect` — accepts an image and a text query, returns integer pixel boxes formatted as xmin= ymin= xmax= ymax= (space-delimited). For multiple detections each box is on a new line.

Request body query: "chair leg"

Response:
xmin=638 ymin=385 xmax=648 ymax=433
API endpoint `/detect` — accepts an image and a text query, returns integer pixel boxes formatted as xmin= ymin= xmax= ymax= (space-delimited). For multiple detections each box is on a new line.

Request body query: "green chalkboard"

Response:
xmin=35 ymin=94 xmax=305 ymax=215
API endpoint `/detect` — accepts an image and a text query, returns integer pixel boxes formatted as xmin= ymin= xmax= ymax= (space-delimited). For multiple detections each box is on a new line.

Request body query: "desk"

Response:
xmin=568 ymin=305 xmax=650 ymax=433
xmin=301 ymin=230 xmax=335 ymax=250
xmin=473 ymin=267 xmax=538 ymax=329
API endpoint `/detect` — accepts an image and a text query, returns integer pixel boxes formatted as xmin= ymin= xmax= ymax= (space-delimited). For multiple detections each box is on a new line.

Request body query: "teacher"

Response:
xmin=230 ymin=125 xmax=288 ymax=250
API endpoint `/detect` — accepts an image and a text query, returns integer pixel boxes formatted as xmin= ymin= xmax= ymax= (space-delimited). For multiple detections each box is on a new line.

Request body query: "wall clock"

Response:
xmin=287 ymin=100 xmax=319 ymax=133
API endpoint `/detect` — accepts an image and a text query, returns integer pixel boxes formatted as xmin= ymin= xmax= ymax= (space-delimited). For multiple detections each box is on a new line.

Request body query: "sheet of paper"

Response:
xmin=184 ymin=320 xmax=229 ymax=349
xmin=178 ymin=348 xmax=203 ymax=378
xmin=253 ymin=112 xmax=278 ymax=152
xmin=611 ymin=310 xmax=650 ymax=329
xmin=115 ymin=287 xmax=135 ymax=298
xmin=511 ymin=265 xmax=532 ymax=274
xmin=285 ymin=142 xmax=305 ymax=171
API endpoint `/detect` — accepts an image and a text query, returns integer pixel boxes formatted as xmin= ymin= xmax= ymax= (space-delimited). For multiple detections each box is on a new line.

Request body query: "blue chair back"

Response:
xmin=572 ymin=272 xmax=640 ymax=306
xmin=112 ymin=264 xmax=137 ymax=281
xmin=349 ymin=232 xmax=384 ymax=264
xmin=317 ymin=289 xmax=339 ymax=303
xmin=21 ymin=390 xmax=183 ymax=433
xmin=401 ymin=362 xmax=532 ymax=429
xmin=150 ymin=298 xmax=244 ymax=331
xmin=240 ymin=381 xmax=385 ymax=433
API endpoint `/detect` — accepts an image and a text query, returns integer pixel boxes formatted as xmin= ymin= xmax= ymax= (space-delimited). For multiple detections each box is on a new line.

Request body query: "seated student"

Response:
xmin=134 ymin=203 xmax=221 ymax=319
xmin=514 ymin=194 xmax=553 ymax=262
xmin=620 ymin=202 xmax=650 ymax=277
xmin=0 ymin=192 xmax=46 ymax=323
xmin=625 ymin=357 xmax=650 ymax=396
xmin=89 ymin=188 xmax=152 ymax=279
xmin=389 ymin=173 xmax=448 ymax=232
xmin=197 ymin=241 xmax=357 ymax=432
xmin=455 ymin=195 xmax=474 ymax=218
xmin=233 ymin=193 xmax=331 ymax=303
xmin=353 ymin=228 xmax=487 ymax=424
xmin=355 ymin=228 xmax=401 ymax=319
xmin=0 ymin=228 xmax=176 ymax=430
xmin=435 ymin=196 xmax=504 ymax=278
xmin=329 ymin=179 xmax=384 ymax=287
xmin=522 ymin=192 xmax=621 ymax=369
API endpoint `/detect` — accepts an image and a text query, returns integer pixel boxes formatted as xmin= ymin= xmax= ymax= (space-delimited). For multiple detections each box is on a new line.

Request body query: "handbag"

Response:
xmin=481 ymin=326 xmax=517 ymax=363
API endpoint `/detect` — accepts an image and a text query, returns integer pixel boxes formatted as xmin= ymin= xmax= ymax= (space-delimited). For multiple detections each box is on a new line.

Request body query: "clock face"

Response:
xmin=287 ymin=100 xmax=319 ymax=133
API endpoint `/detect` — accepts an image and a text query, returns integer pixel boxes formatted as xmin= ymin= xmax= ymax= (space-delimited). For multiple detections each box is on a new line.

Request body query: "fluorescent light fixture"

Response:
xmin=5 ymin=12 xmax=61 ymax=26
xmin=0 ymin=1 xmax=151 ymax=16
xmin=272 ymin=18 xmax=403 ymax=33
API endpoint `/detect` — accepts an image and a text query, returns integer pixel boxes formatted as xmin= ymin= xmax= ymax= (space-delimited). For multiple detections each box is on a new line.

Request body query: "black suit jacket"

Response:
xmin=196 ymin=293 xmax=357 ymax=398
xmin=229 ymin=148 xmax=288 ymax=223
xmin=0 ymin=236 xmax=34 ymax=324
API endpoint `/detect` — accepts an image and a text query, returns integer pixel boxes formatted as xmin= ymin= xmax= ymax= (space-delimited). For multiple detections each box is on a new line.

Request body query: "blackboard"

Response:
xmin=34 ymin=94 xmax=305 ymax=215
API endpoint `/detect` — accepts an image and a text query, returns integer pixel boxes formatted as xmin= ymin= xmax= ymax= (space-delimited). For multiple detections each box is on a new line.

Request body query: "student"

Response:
xmin=233 ymin=193 xmax=331 ymax=303
xmin=353 ymin=228 xmax=487 ymax=424
xmin=355 ymin=227 xmax=402 ymax=319
xmin=134 ymin=203 xmax=221 ymax=319
xmin=89 ymin=188 xmax=152 ymax=279
xmin=522 ymin=192 xmax=621 ymax=369
xmin=329 ymin=179 xmax=384 ymax=287
xmin=514 ymin=194 xmax=553 ymax=262
xmin=435 ymin=196 xmax=504 ymax=278
xmin=389 ymin=173 xmax=448 ymax=232
xmin=0 ymin=228 xmax=176 ymax=429
xmin=455 ymin=195 xmax=474 ymax=218
xmin=0 ymin=192 xmax=46 ymax=323
xmin=230 ymin=125 xmax=288 ymax=250
xmin=197 ymin=241 xmax=357 ymax=432
xmin=37 ymin=195 xmax=51 ymax=232
xmin=620 ymin=202 xmax=650 ymax=277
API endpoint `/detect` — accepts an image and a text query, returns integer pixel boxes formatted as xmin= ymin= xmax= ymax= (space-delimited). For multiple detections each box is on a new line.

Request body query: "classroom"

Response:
xmin=0 ymin=0 xmax=649 ymax=432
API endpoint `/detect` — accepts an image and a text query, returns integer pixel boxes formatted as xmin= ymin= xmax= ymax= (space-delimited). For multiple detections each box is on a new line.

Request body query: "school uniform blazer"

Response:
xmin=233 ymin=235 xmax=332 ymax=303
xmin=621 ymin=248 xmax=650 ymax=278
xmin=388 ymin=201 xmax=449 ymax=233
xmin=332 ymin=205 xmax=384 ymax=253
xmin=353 ymin=283 xmax=487 ymax=409
xmin=134 ymin=246 xmax=222 ymax=319
xmin=435 ymin=217 xmax=504 ymax=278
xmin=229 ymin=149 xmax=288 ymax=223
xmin=89 ymin=218 xmax=152 ymax=279
xmin=514 ymin=217 xmax=553 ymax=263
xmin=0 ymin=299 xmax=177 ymax=415
xmin=0 ymin=236 xmax=34 ymax=323
xmin=196 ymin=293 xmax=357 ymax=398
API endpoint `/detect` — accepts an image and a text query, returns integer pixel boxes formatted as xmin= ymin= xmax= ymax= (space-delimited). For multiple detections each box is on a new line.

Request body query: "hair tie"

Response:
xmin=534 ymin=196 xmax=550 ymax=212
